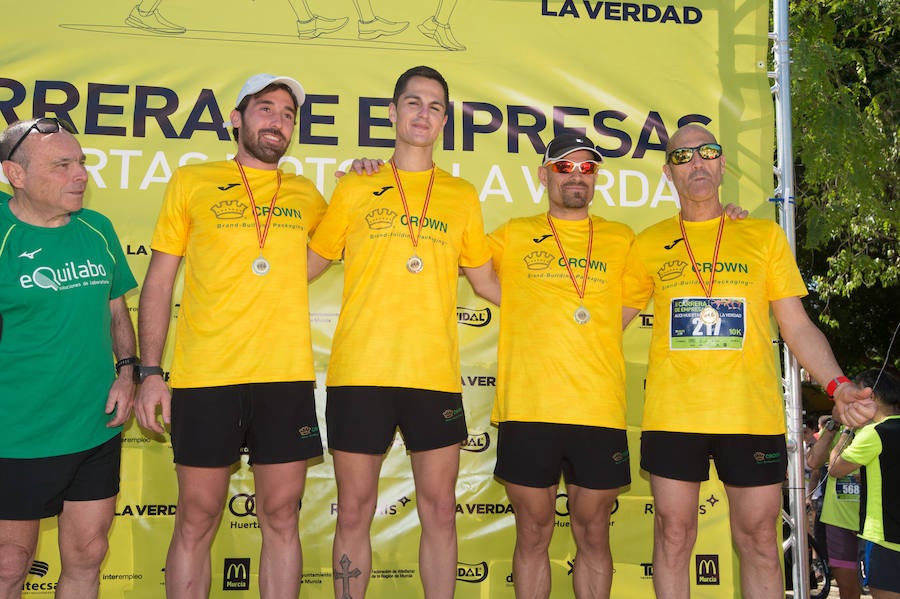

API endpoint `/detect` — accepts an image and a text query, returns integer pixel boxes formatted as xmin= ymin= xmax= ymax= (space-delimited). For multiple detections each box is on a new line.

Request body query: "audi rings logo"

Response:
xmin=229 ymin=494 xmax=257 ymax=517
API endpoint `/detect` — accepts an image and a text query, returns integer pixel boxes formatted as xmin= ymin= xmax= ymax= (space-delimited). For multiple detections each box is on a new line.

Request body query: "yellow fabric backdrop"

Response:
xmin=1 ymin=0 xmax=775 ymax=596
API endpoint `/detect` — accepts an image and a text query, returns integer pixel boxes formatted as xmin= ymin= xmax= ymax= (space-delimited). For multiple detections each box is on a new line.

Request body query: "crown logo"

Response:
xmin=210 ymin=200 xmax=248 ymax=219
xmin=365 ymin=208 xmax=397 ymax=230
xmin=523 ymin=250 xmax=554 ymax=270
xmin=658 ymin=259 xmax=688 ymax=281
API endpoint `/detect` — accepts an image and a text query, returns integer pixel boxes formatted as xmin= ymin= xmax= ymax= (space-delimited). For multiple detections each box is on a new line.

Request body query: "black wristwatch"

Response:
xmin=824 ymin=418 xmax=840 ymax=432
xmin=135 ymin=365 xmax=165 ymax=384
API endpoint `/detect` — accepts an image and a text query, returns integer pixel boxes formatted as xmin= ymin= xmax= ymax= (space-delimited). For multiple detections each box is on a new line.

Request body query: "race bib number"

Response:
xmin=835 ymin=473 xmax=861 ymax=502
xmin=670 ymin=297 xmax=746 ymax=350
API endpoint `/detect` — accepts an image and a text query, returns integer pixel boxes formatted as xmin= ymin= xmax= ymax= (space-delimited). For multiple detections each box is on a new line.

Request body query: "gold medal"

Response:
xmin=699 ymin=304 xmax=720 ymax=326
xmin=406 ymin=255 xmax=423 ymax=274
xmin=574 ymin=305 xmax=591 ymax=324
xmin=252 ymin=256 xmax=270 ymax=276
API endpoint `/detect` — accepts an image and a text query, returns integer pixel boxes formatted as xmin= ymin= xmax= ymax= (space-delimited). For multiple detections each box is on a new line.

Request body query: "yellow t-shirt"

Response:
xmin=309 ymin=167 xmax=491 ymax=392
xmin=150 ymin=160 xmax=326 ymax=387
xmin=489 ymin=214 xmax=643 ymax=428
xmin=630 ymin=215 xmax=807 ymax=434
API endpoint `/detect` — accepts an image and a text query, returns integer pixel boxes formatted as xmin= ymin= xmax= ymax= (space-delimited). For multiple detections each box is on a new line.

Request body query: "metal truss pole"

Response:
xmin=770 ymin=0 xmax=809 ymax=597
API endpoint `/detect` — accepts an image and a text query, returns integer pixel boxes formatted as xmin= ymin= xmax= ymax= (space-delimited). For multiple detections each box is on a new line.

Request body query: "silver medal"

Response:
xmin=407 ymin=255 xmax=423 ymax=274
xmin=251 ymin=256 xmax=270 ymax=276
xmin=574 ymin=305 xmax=591 ymax=325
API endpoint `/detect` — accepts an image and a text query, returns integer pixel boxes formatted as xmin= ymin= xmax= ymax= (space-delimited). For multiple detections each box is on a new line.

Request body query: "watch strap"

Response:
xmin=825 ymin=376 xmax=851 ymax=398
xmin=115 ymin=356 xmax=139 ymax=374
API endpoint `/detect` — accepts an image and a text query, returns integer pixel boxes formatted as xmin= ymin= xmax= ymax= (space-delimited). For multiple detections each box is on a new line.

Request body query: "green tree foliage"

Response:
xmin=789 ymin=0 xmax=900 ymax=372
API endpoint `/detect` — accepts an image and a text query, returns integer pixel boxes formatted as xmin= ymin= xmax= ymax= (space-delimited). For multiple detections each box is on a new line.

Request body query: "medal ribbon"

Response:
xmin=546 ymin=213 xmax=594 ymax=303
xmin=390 ymin=159 xmax=435 ymax=252
xmin=678 ymin=212 xmax=725 ymax=298
xmin=234 ymin=158 xmax=281 ymax=253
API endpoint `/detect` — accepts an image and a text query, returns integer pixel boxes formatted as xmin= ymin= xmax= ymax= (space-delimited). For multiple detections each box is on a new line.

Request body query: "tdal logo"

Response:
xmin=457 ymin=307 xmax=492 ymax=327
xmin=461 ymin=432 xmax=490 ymax=453
xmin=457 ymin=561 xmax=488 ymax=583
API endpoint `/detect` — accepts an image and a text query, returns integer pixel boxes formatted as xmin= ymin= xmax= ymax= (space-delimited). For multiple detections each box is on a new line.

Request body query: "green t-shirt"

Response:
xmin=842 ymin=415 xmax=900 ymax=551
xmin=0 ymin=200 xmax=137 ymax=458
xmin=821 ymin=430 xmax=861 ymax=531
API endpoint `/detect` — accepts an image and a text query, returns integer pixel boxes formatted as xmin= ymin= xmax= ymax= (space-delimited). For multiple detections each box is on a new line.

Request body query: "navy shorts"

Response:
xmin=641 ymin=431 xmax=787 ymax=486
xmin=325 ymin=386 xmax=467 ymax=454
xmin=171 ymin=381 xmax=323 ymax=467
xmin=495 ymin=421 xmax=630 ymax=490
xmin=859 ymin=540 xmax=900 ymax=593
xmin=0 ymin=434 xmax=121 ymax=520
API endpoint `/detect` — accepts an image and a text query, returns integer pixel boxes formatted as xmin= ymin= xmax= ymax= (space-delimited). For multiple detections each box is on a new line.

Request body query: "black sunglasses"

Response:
xmin=4 ymin=117 xmax=76 ymax=161
xmin=666 ymin=143 xmax=723 ymax=165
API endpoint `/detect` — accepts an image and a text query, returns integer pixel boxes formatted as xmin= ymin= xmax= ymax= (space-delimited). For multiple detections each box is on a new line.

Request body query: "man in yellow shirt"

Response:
xmin=626 ymin=124 xmax=875 ymax=599
xmin=308 ymin=65 xmax=498 ymax=599
xmin=488 ymin=134 xmax=643 ymax=598
xmin=135 ymin=73 xmax=326 ymax=598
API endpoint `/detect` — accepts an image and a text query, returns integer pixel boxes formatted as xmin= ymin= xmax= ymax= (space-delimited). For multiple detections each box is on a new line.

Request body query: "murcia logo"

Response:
xmin=695 ymin=554 xmax=719 ymax=585
xmin=658 ymin=259 xmax=687 ymax=281
xmin=523 ymin=250 xmax=554 ymax=270
xmin=223 ymin=558 xmax=251 ymax=591
xmin=461 ymin=432 xmax=490 ymax=453
xmin=210 ymin=200 xmax=248 ymax=219
xmin=365 ymin=208 xmax=397 ymax=229
xmin=456 ymin=561 xmax=488 ymax=583
xmin=457 ymin=307 xmax=491 ymax=327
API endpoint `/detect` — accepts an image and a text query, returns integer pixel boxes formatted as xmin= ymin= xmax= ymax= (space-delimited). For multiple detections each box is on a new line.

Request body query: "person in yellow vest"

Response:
xmin=307 ymin=65 xmax=499 ymax=599
xmin=487 ymin=133 xmax=642 ymax=598
xmin=135 ymin=73 xmax=326 ymax=598
xmin=625 ymin=123 xmax=875 ymax=598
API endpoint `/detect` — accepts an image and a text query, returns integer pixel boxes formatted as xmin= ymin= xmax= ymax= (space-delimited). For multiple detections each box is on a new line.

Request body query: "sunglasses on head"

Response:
xmin=4 ymin=117 xmax=76 ymax=161
xmin=545 ymin=159 xmax=601 ymax=175
xmin=666 ymin=143 xmax=722 ymax=165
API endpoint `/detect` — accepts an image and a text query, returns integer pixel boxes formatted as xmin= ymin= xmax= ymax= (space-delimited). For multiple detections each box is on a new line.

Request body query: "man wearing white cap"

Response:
xmin=136 ymin=73 xmax=326 ymax=598
xmin=489 ymin=133 xmax=641 ymax=598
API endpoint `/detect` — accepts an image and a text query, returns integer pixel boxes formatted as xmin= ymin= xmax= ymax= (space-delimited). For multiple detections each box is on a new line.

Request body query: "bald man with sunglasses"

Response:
xmin=624 ymin=123 xmax=875 ymax=598
xmin=0 ymin=118 xmax=138 ymax=598
xmin=488 ymin=134 xmax=644 ymax=598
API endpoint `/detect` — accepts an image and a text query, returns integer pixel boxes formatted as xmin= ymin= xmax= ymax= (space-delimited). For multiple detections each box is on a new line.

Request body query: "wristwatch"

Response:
xmin=824 ymin=418 xmax=840 ymax=432
xmin=135 ymin=365 xmax=165 ymax=384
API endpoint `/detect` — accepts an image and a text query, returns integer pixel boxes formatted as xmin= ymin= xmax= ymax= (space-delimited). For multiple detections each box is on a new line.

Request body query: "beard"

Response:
xmin=240 ymin=128 xmax=288 ymax=165
xmin=560 ymin=184 xmax=591 ymax=208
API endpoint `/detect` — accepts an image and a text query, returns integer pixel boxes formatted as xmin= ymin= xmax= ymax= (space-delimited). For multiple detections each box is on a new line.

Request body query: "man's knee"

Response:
xmin=0 ymin=543 xmax=34 ymax=586
xmin=62 ymin=534 xmax=110 ymax=572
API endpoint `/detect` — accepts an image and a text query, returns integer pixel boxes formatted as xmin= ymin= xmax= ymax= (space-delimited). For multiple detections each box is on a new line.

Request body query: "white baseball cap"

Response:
xmin=235 ymin=73 xmax=305 ymax=109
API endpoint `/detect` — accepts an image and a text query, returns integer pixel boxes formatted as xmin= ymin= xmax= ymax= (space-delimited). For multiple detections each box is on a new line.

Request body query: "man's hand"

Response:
xmin=336 ymin=158 xmax=385 ymax=178
xmin=105 ymin=375 xmax=135 ymax=427
xmin=134 ymin=375 xmax=172 ymax=434
xmin=724 ymin=203 xmax=749 ymax=220
xmin=832 ymin=381 xmax=876 ymax=428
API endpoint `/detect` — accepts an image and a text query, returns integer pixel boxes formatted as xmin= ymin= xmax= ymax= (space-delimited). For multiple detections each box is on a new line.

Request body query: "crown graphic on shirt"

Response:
xmin=658 ymin=259 xmax=688 ymax=281
xmin=365 ymin=208 xmax=397 ymax=230
xmin=523 ymin=250 xmax=555 ymax=270
xmin=210 ymin=200 xmax=248 ymax=219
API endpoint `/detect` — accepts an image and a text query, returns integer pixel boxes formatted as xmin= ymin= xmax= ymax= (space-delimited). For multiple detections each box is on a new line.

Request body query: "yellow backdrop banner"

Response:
xmin=2 ymin=0 xmax=774 ymax=596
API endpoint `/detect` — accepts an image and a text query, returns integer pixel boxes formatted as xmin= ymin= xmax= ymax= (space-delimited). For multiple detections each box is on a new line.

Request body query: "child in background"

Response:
xmin=829 ymin=367 xmax=900 ymax=598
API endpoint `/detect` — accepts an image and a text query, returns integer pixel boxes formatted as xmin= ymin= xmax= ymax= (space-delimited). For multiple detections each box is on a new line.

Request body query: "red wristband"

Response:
xmin=825 ymin=376 xmax=851 ymax=398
